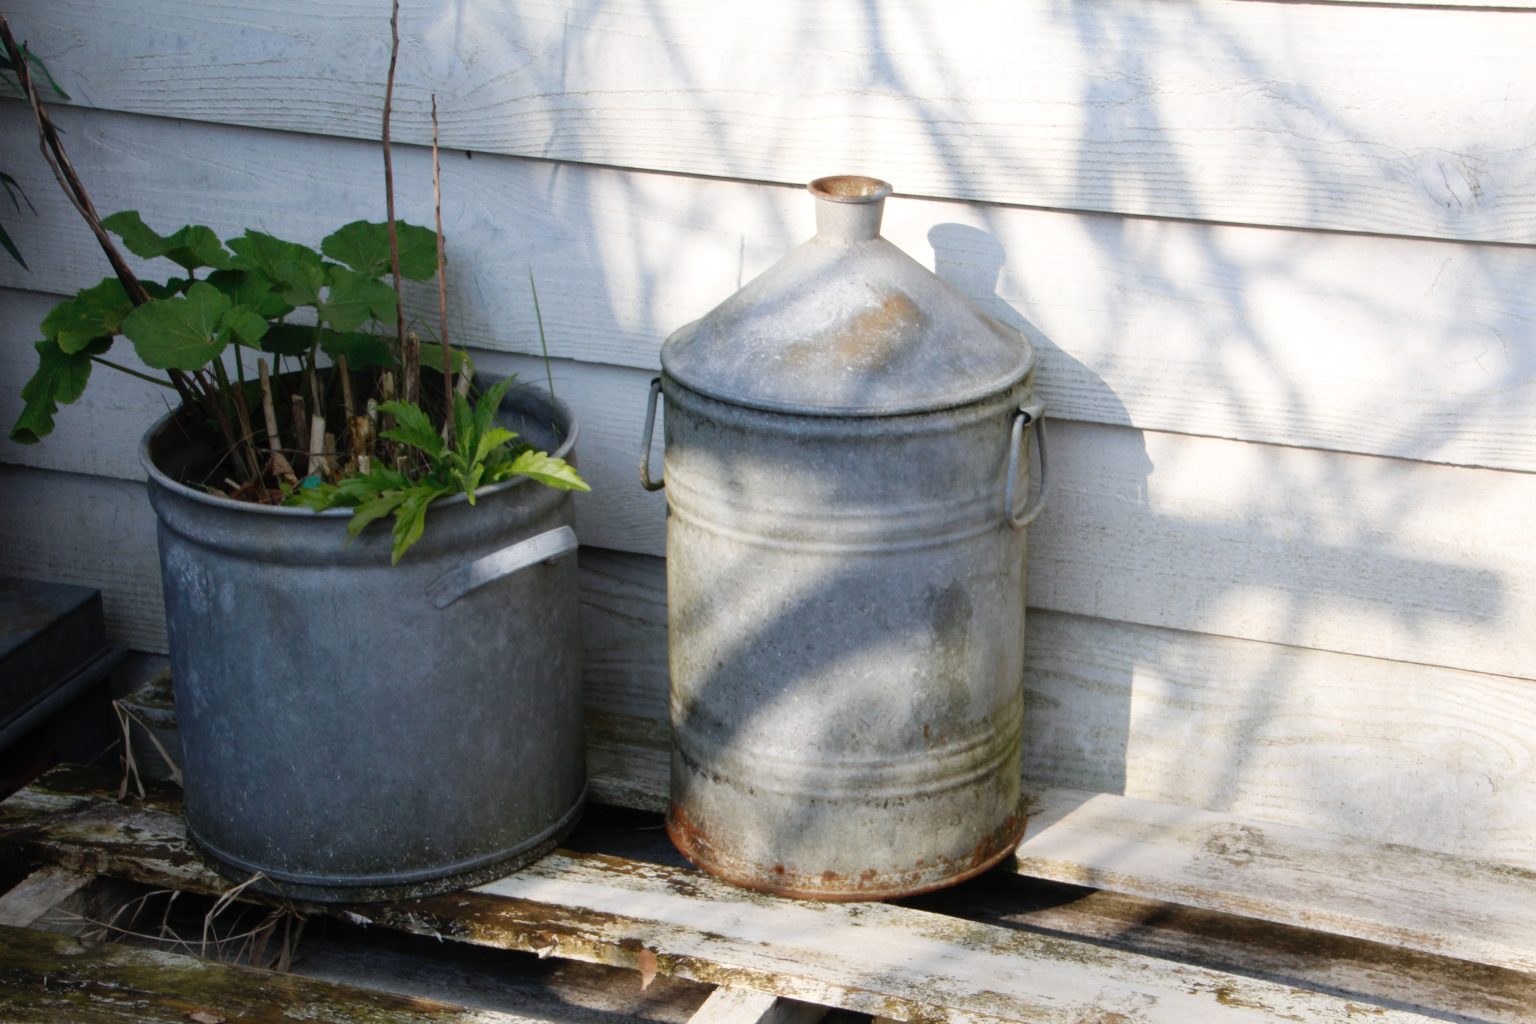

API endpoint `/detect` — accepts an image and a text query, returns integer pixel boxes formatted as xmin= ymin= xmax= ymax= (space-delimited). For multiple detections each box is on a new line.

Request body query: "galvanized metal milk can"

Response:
xmin=639 ymin=175 xmax=1049 ymax=900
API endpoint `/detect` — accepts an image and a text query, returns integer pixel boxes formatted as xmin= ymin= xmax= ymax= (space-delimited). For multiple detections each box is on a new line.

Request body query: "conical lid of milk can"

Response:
xmin=661 ymin=176 xmax=1035 ymax=417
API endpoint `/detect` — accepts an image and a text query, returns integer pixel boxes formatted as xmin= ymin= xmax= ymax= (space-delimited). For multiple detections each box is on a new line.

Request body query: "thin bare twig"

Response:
xmin=432 ymin=93 xmax=453 ymax=444
xmin=382 ymin=0 xmax=415 ymax=405
xmin=0 ymin=16 xmax=147 ymax=306
xmin=0 ymin=15 xmax=203 ymax=413
xmin=112 ymin=699 xmax=183 ymax=791
xmin=202 ymin=872 xmax=266 ymax=958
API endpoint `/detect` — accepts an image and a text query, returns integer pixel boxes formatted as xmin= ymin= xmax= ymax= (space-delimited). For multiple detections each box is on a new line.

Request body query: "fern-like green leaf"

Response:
xmin=390 ymin=488 xmax=447 ymax=564
xmin=498 ymin=449 xmax=589 ymax=492
xmin=348 ymin=490 xmax=414 ymax=541
xmin=377 ymin=400 xmax=444 ymax=458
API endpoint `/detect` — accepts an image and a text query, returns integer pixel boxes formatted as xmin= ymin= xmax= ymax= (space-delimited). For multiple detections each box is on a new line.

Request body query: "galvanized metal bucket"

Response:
xmin=142 ymin=383 xmax=586 ymax=903
xmin=641 ymin=176 xmax=1048 ymax=900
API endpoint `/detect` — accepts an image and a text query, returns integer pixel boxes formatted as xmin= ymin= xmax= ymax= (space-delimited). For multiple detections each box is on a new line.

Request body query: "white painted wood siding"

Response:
xmin=3 ymin=106 xmax=1533 ymax=473
xmin=2 ymin=0 xmax=1532 ymax=865
xmin=10 ymin=0 xmax=1536 ymax=242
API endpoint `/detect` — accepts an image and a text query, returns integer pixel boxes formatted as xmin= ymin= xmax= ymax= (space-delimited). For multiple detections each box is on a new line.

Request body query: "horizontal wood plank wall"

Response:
xmin=3 ymin=105 xmax=1534 ymax=473
xmin=7 ymin=290 xmax=1533 ymax=681
xmin=3 ymin=0 xmax=1533 ymax=866
xmin=10 ymin=1 xmax=1536 ymax=242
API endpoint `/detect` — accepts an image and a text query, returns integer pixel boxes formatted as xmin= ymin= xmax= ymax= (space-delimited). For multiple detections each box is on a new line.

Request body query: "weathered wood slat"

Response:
xmin=11 ymin=1 xmax=1536 ymax=243
xmin=685 ymin=987 xmax=825 ymax=1024
xmin=1017 ymin=612 xmax=1536 ymax=871
xmin=0 ymin=865 xmax=93 ymax=927
xmin=1015 ymin=788 xmax=1536 ymax=976
xmin=0 ymin=921 xmax=542 ymax=1023
xmin=565 ymin=733 xmax=1536 ymax=980
xmin=916 ymin=873 xmax=1536 ymax=1024
xmin=0 ymin=774 xmax=1461 ymax=1023
xmin=4 ymin=105 xmax=1535 ymax=472
xmin=291 ymin=927 xmax=713 ymax=1024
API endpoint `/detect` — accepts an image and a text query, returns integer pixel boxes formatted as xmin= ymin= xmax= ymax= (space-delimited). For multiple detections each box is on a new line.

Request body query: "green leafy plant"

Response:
xmin=289 ymin=376 xmax=588 ymax=563
xmin=1 ymin=10 xmax=584 ymax=562
xmin=10 ymin=213 xmax=586 ymax=557
xmin=12 ymin=215 xmax=424 ymax=443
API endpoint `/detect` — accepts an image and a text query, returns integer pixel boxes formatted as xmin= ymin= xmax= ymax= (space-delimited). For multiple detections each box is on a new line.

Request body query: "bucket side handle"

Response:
xmin=426 ymin=525 xmax=579 ymax=609
xmin=1005 ymin=401 xmax=1049 ymax=531
xmin=639 ymin=377 xmax=665 ymax=491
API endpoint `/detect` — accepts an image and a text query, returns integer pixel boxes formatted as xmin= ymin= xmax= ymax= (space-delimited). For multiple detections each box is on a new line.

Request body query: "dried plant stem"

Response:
xmin=308 ymin=360 xmax=325 ymax=419
xmin=338 ymin=354 xmax=355 ymax=422
xmin=258 ymin=359 xmax=297 ymax=485
xmin=112 ymin=699 xmax=182 ymax=792
xmin=308 ymin=415 xmax=329 ymax=480
xmin=382 ymin=0 xmax=415 ymax=405
xmin=432 ymin=93 xmax=453 ymax=445
xmin=349 ymin=414 xmax=375 ymax=475
xmin=289 ymin=394 xmax=309 ymax=470
xmin=0 ymin=17 xmax=145 ymax=306
xmin=0 ymin=15 xmax=201 ymax=414
xmin=196 ymin=368 xmax=247 ymax=481
xmin=228 ymin=382 xmax=264 ymax=485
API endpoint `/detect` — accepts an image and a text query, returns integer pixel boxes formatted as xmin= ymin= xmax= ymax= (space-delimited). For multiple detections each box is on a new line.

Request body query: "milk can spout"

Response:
xmin=809 ymin=175 xmax=892 ymax=242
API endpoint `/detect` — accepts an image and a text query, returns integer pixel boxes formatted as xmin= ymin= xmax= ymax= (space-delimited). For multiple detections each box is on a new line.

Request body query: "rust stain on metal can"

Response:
xmin=656 ymin=177 xmax=1041 ymax=902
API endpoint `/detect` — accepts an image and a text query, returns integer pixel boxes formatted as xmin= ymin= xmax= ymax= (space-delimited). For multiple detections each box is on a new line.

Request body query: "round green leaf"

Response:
xmin=121 ymin=281 xmax=232 ymax=371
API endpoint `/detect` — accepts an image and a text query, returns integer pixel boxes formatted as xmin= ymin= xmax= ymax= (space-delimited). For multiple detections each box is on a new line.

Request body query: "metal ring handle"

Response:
xmin=639 ymin=377 xmax=665 ymax=491
xmin=1005 ymin=401 xmax=1049 ymax=531
xmin=426 ymin=525 xmax=578 ymax=609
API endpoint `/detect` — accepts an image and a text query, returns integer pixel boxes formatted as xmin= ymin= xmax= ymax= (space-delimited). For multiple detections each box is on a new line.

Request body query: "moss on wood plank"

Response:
xmin=0 ymin=923 xmax=535 ymax=1022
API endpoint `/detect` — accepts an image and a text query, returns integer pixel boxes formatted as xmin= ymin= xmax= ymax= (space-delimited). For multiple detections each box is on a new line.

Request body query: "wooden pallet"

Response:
xmin=1 ymin=765 xmax=1533 ymax=1024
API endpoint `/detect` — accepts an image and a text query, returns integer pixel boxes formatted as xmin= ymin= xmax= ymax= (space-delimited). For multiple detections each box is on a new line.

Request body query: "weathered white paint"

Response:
xmin=12 ymin=1 xmax=1536 ymax=242
xmin=8 ymin=361 xmax=1536 ymax=683
xmin=578 ymin=550 xmax=1536 ymax=869
xmin=0 ymin=866 xmax=92 ymax=928
xmin=1016 ymin=788 xmax=1536 ymax=975
xmin=5 ymin=106 xmax=1535 ymax=471
xmin=1021 ymin=613 xmax=1536 ymax=870
xmin=573 ymin=733 xmax=1536 ymax=977
xmin=0 ymin=777 xmax=1471 ymax=1024
xmin=685 ymin=987 xmax=825 ymax=1024
xmin=478 ymin=853 xmax=1454 ymax=1024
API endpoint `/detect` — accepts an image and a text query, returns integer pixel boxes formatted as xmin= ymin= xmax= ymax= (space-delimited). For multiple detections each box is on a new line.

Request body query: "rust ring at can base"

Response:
xmin=666 ymin=800 xmax=1027 ymax=903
